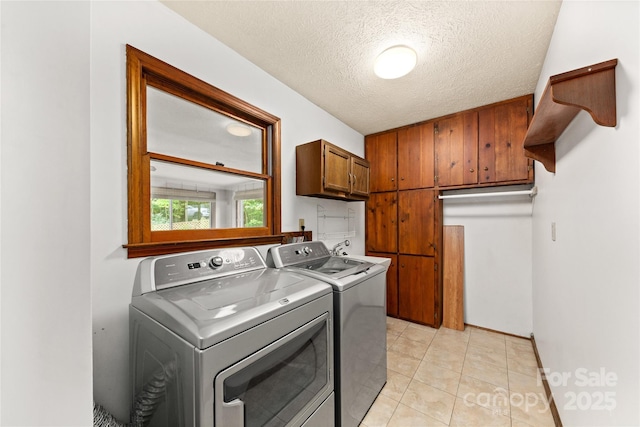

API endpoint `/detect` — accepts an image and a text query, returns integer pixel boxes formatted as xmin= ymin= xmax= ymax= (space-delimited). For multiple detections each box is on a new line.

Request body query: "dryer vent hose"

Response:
xmin=93 ymin=361 xmax=177 ymax=427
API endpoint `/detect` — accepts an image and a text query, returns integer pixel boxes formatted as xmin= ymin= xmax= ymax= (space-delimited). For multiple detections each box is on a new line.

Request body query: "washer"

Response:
xmin=130 ymin=247 xmax=335 ymax=427
xmin=267 ymin=241 xmax=388 ymax=427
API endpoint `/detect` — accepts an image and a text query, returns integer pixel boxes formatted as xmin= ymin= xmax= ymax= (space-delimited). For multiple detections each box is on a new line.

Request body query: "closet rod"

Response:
xmin=439 ymin=187 xmax=537 ymax=200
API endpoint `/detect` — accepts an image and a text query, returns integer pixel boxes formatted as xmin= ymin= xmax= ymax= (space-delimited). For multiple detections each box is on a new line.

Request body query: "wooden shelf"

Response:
xmin=523 ymin=59 xmax=618 ymax=173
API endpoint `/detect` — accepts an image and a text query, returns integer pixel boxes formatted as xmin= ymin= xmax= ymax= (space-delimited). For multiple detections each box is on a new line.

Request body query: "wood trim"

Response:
xmin=149 ymin=153 xmax=270 ymax=180
xmin=434 ymin=192 xmax=444 ymax=328
xmin=428 ymin=178 xmax=535 ymax=192
xmin=126 ymin=232 xmax=312 ymax=258
xmin=131 ymin=46 xmax=279 ymax=125
xmin=127 ymin=46 xmax=145 ymax=244
xmin=125 ymin=235 xmax=285 ymax=258
xmin=463 ymin=323 xmax=530 ymax=340
xmin=281 ymin=231 xmax=312 ymax=243
xmin=271 ymin=120 xmax=282 ymax=235
xmin=531 ymin=333 xmax=564 ymax=427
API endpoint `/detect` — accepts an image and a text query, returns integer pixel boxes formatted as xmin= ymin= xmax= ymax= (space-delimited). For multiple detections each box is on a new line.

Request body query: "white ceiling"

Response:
xmin=161 ymin=0 xmax=562 ymax=135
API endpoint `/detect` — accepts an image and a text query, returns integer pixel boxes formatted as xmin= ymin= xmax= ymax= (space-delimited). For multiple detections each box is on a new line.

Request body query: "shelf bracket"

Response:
xmin=523 ymin=59 xmax=618 ymax=173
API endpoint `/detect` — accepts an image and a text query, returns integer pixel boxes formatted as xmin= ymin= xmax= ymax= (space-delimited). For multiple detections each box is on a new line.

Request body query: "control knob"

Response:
xmin=209 ymin=256 xmax=224 ymax=269
xmin=303 ymin=246 xmax=312 ymax=255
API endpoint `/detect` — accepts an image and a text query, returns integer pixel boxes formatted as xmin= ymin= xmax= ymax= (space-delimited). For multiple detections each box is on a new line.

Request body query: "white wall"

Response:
xmin=0 ymin=2 xmax=93 ymax=426
xmin=531 ymin=1 xmax=639 ymax=425
xmin=90 ymin=1 xmax=364 ymax=421
xmin=443 ymin=191 xmax=533 ymax=337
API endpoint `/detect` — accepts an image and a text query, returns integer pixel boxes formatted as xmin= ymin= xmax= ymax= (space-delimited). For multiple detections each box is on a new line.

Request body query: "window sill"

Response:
xmin=124 ymin=235 xmax=286 ymax=258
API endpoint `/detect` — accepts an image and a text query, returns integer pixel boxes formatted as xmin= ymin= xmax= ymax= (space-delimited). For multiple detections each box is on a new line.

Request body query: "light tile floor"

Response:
xmin=361 ymin=317 xmax=555 ymax=427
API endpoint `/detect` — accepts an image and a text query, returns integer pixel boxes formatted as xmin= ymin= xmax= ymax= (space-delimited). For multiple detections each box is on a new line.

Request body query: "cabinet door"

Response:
xmin=398 ymin=189 xmax=437 ymax=256
xmin=323 ymin=143 xmax=350 ymax=193
xmin=398 ymin=255 xmax=436 ymax=326
xmin=478 ymin=96 xmax=533 ymax=184
xmin=350 ymin=156 xmax=370 ymax=197
xmin=398 ymin=122 xmax=435 ymax=190
xmin=366 ymin=192 xmax=397 ymax=253
xmin=435 ymin=112 xmax=478 ymax=187
xmin=367 ymin=252 xmax=398 ymax=317
xmin=366 ymin=131 xmax=397 ymax=192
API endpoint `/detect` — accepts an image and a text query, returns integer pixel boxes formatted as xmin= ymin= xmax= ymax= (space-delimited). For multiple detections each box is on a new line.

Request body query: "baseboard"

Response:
xmin=530 ymin=333 xmax=563 ymax=427
xmin=464 ymin=323 xmax=530 ymax=340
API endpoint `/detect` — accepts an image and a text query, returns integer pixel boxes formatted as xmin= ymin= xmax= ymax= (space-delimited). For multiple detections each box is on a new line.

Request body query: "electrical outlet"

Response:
xmin=299 ymin=218 xmax=305 ymax=230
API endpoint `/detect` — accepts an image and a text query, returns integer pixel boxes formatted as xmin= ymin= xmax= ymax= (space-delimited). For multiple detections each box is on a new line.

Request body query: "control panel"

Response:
xmin=269 ymin=241 xmax=331 ymax=267
xmin=151 ymin=247 xmax=266 ymax=290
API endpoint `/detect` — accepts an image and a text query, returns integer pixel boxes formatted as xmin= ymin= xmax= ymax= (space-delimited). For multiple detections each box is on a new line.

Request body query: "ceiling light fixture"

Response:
xmin=226 ymin=123 xmax=252 ymax=137
xmin=374 ymin=45 xmax=417 ymax=79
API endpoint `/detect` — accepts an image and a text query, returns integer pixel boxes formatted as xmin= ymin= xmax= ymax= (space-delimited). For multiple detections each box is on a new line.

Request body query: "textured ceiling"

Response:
xmin=161 ymin=0 xmax=562 ymax=135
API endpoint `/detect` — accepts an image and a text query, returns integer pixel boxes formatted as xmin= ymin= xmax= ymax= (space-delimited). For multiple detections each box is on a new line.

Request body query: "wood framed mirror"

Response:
xmin=125 ymin=45 xmax=281 ymax=257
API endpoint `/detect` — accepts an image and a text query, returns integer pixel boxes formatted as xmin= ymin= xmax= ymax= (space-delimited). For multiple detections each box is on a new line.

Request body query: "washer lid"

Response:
xmin=291 ymin=256 xmax=375 ymax=279
xmin=131 ymin=268 xmax=332 ymax=349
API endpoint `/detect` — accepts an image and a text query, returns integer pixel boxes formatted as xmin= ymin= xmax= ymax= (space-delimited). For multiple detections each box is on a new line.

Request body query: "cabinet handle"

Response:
xmin=391 ymin=178 xmax=395 ymax=181
xmin=400 ymin=177 xmax=404 ymax=180
xmin=469 ymin=168 xmax=475 ymax=173
xmin=484 ymin=166 xmax=489 ymax=171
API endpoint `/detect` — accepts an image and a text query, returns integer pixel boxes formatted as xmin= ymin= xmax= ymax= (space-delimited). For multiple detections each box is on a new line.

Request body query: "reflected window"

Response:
xmin=151 ymin=198 xmax=214 ymax=231
xmin=234 ymin=185 xmax=265 ymax=228
xmin=150 ymin=160 xmax=266 ymax=230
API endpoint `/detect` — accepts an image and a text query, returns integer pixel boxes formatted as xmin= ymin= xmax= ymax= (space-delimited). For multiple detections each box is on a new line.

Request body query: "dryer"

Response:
xmin=130 ymin=247 xmax=335 ymax=427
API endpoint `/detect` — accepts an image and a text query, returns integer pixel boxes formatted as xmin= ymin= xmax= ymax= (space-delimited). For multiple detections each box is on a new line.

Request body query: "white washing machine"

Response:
xmin=267 ymin=241 xmax=388 ymax=427
xmin=130 ymin=247 xmax=335 ymax=427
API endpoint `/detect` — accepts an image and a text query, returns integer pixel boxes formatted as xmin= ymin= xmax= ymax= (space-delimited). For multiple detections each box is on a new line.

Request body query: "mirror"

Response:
xmin=125 ymin=45 xmax=281 ymax=257
xmin=147 ymin=86 xmax=263 ymax=173
xmin=147 ymin=87 xmax=266 ymax=231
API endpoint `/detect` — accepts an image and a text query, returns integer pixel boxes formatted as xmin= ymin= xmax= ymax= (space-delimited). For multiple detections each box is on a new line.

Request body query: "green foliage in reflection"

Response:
xmin=151 ymin=198 xmax=171 ymax=226
xmin=151 ymin=198 xmax=211 ymax=230
xmin=242 ymin=199 xmax=264 ymax=227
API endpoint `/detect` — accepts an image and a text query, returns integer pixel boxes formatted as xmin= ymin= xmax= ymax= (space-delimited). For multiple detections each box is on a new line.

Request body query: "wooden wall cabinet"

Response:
xmin=478 ymin=96 xmax=533 ymax=184
xmin=434 ymin=112 xmax=478 ymax=187
xmin=366 ymin=192 xmax=397 ymax=253
xmin=398 ymin=122 xmax=435 ymax=190
xmin=397 ymin=189 xmax=441 ymax=326
xmin=296 ymin=139 xmax=370 ymax=201
xmin=398 ymin=189 xmax=437 ymax=256
xmin=398 ymin=255 xmax=439 ymax=326
xmin=365 ymin=122 xmax=442 ymax=326
xmin=366 ymin=131 xmax=397 ymax=192
xmin=367 ymin=122 xmax=436 ymax=193
xmin=366 ymin=187 xmax=442 ymax=326
xmin=434 ymin=95 xmax=533 ymax=189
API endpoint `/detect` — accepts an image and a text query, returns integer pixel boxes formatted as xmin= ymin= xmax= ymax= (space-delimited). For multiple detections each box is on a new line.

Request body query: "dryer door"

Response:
xmin=215 ymin=312 xmax=332 ymax=427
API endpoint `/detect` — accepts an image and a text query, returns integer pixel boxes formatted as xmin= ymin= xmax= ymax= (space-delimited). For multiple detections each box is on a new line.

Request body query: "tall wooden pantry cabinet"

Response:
xmin=365 ymin=122 xmax=443 ymax=328
xmin=365 ymin=94 xmax=534 ymax=328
